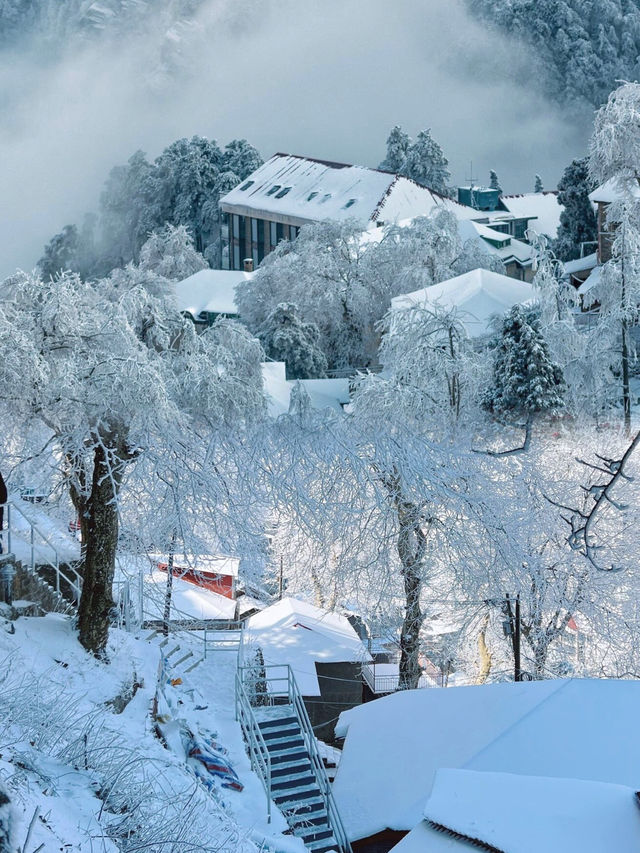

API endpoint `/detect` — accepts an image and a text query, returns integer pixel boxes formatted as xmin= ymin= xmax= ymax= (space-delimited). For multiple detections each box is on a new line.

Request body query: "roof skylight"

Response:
xmin=344 ymin=198 xmax=357 ymax=209
xmin=275 ymin=186 xmax=292 ymax=199
xmin=239 ymin=180 xmax=254 ymax=191
xmin=307 ymin=191 xmax=319 ymax=201
xmin=266 ymin=184 xmax=282 ymax=196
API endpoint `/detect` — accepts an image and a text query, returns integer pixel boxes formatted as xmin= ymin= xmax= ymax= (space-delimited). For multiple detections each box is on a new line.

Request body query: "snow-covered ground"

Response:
xmin=0 ymin=612 xmax=304 ymax=852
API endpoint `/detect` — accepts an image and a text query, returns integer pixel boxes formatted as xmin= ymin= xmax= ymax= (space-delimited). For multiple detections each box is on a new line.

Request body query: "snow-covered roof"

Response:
xmin=220 ymin=153 xmax=475 ymax=227
xmin=174 ymin=268 xmax=252 ymax=319
xmin=261 ymin=361 xmax=350 ymax=416
xmin=578 ymin=263 xmax=602 ymax=295
xmin=564 ymin=252 xmax=598 ymax=276
xmin=244 ymin=597 xmax=371 ymax=695
xmin=390 ymin=268 xmax=537 ymax=338
xmin=457 ymin=220 xmax=534 ymax=267
xmin=498 ymin=191 xmax=563 ymax=238
xmin=394 ymin=769 xmax=640 ymax=853
xmin=332 ymin=679 xmax=640 ymax=842
xmin=141 ymin=566 xmax=237 ymax=621
xmin=589 ymin=178 xmax=640 ymax=204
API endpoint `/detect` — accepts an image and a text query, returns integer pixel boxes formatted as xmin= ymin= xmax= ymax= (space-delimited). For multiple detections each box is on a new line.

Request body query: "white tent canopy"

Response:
xmin=390 ymin=268 xmax=537 ymax=338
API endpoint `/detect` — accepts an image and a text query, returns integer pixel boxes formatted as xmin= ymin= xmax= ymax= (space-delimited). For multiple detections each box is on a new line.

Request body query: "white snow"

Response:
xmin=116 ymin=556 xmax=237 ymax=622
xmin=262 ymin=361 xmax=350 ymax=416
xmin=497 ymin=191 xmax=563 ymax=238
xmin=332 ymin=679 xmax=640 ymax=842
xmin=174 ymin=268 xmax=252 ymax=319
xmin=589 ymin=178 xmax=640 ymax=204
xmin=390 ymin=268 xmax=537 ymax=338
xmin=220 ymin=153 xmax=476 ymax=227
xmin=244 ymin=597 xmax=371 ymax=695
xmin=414 ymin=768 xmax=640 ymax=853
xmin=578 ymin=263 xmax=602 ymax=295
xmin=0 ymin=611 xmax=301 ymax=852
xmin=564 ymin=252 xmax=598 ymax=275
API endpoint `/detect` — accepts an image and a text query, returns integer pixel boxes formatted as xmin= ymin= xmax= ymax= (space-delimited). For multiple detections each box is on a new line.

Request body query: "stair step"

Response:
xmin=301 ymin=827 xmax=335 ymax=845
xmin=282 ymin=798 xmax=326 ymax=819
xmin=271 ymin=773 xmax=316 ymax=791
xmin=274 ymin=785 xmax=323 ymax=806
xmin=289 ymin=811 xmax=329 ymax=830
xmin=306 ymin=838 xmax=339 ymax=852
xmin=271 ymin=748 xmax=308 ymax=765
xmin=264 ymin=735 xmax=305 ymax=752
xmin=258 ymin=715 xmax=298 ymax=730
xmin=261 ymin=722 xmax=302 ymax=740
xmin=271 ymin=759 xmax=312 ymax=777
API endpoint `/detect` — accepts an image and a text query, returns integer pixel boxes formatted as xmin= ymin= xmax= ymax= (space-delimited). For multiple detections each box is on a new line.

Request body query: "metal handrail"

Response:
xmin=237 ymin=662 xmax=352 ymax=853
xmin=235 ymin=670 xmax=272 ymax=822
xmin=3 ymin=501 xmax=82 ymax=602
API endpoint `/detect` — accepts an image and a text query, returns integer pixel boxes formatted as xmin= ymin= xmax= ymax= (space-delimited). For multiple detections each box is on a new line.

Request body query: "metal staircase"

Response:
xmin=236 ymin=662 xmax=352 ymax=853
xmin=2 ymin=500 xmax=82 ymax=609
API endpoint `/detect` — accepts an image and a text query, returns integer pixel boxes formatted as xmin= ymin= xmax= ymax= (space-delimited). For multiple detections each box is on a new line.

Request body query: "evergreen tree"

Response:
xmin=484 ymin=305 xmax=564 ymax=421
xmin=534 ymin=174 xmax=544 ymax=193
xmin=401 ymin=129 xmax=451 ymax=195
xmin=258 ymin=302 xmax=328 ymax=380
xmin=38 ymin=224 xmax=80 ymax=280
xmin=553 ymin=157 xmax=597 ymax=262
xmin=222 ymin=139 xmax=263 ymax=181
xmin=379 ymin=125 xmax=410 ymax=173
xmin=489 ymin=169 xmax=502 ymax=193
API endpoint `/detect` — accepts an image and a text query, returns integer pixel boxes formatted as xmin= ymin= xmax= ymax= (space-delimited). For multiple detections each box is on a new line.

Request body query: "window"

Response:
xmin=344 ymin=198 xmax=357 ymax=209
xmin=307 ymin=191 xmax=319 ymax=201
xmin=275 ymin=186 xmax=292 ymax=199
xmin=320 ymin=193 xmax=332 ymax=203
xmin=270 ymin=221 xmax=277 ymax=248
xmin=239 ymin=180 xmax=254 ymax=191
xmin=266 ymin=184 xmax=281 ymax=196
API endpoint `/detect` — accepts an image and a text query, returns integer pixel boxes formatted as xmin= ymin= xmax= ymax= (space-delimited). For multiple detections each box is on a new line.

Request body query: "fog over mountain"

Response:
xmin=0 ymin=0 xmax=593 ymax=276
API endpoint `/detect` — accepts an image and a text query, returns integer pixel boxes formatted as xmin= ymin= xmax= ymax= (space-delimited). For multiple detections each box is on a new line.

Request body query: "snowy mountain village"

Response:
xmin=6 ymin=5 xmax=640 ymax=852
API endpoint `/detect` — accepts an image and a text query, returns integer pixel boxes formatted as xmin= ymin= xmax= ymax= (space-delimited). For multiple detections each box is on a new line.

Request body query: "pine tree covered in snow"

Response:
xmin=484 ymin=305 xmax=564 ymax=421
xmin=379 ymin=125 xmax=411 ymax=173
xmin=534 ymin=174 xmax=544 ymax=193
xmin=467 ymin=0 xmax=640 ymax=108
xmin=258 ymin=302 xmax=328 ymax=380
xmin=489 ymin=169 xmax=502 ymax=193
xmin=401 ymin=129 xmax=451 ymax=195
xmin=553 ymin=157 xmax=597 ymax=262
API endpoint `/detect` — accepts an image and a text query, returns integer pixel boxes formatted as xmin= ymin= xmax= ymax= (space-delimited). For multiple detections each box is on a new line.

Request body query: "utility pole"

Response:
xmin=503 ymin=593 xmax=522 ymax=682
xmin=278 ymin=554 xmax=284 ymax=600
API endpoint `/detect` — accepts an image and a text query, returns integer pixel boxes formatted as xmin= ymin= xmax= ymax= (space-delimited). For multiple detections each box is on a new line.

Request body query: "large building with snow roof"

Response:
xmin=219 ymin=152 xmax=477 ymax=271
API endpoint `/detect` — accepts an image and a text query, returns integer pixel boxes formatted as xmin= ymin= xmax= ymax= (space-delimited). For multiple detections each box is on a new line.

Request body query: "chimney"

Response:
xmin=243 ymin=258 xmax=254 ymax=273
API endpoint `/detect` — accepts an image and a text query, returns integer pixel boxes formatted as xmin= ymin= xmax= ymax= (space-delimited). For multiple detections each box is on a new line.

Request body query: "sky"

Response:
xmin=0 ymin=0 xmax=594 ymax=277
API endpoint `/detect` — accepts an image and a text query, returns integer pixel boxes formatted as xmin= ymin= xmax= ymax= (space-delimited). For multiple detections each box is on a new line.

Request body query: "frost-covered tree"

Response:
xmin=236 ymin=211 xmax=502 ymax=372
xmin=355 ymin=305 xmax=484 ymax=432
xmin=534 ymin=174 xmax=544 ymax=193
xmin=589 ymin=82 xmax=640 ymax=431
xmin=0 ymin=258 xmax=264 ymax=656
xmin=258 ymin=302 xmax=327 ymax=380
xmin=137 ymin=224 xmax=207 ymax=281
xmin=489 ymin=169 xmax=502 ymax=194
xmin=401 ymin=129 xmax=451 ymax=195
xmin=467 ymin=0 xmax=640 ymax=108
xmin=38 ymin=224 xmax=81 ymax=280
xmin=484 ymin=305 xmax=564 ymax=423
xmin=553 ymin=157 xmax=597 ymax=262
xmin=379 ymin=125 xmax=410 ymax=173
xmin=222 ymin=138 xmax=263 ymax=181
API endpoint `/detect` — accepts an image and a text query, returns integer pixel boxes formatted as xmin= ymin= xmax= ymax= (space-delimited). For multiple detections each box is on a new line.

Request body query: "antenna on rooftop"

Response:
xmin=465 ymin=160 xmax=478 ymax=188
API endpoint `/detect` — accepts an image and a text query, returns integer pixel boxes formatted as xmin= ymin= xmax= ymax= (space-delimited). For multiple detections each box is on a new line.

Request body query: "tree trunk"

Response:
xmin=396 ymin=500 xmax=427 ymax=690
xmin=77 ymin=435 xmax=128 ymax=657
xmin=162 ymin=530 xmax=177 ymax=636
xmin=475 ymin=613 xmax=492 ymax=684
